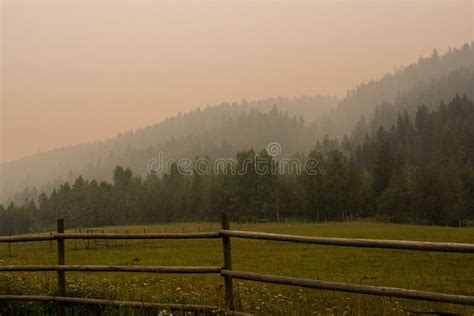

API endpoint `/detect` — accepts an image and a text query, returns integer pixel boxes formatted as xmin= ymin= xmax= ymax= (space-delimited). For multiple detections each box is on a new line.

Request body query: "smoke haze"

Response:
xmin=1 ymin=0 xmax=472 ymax=162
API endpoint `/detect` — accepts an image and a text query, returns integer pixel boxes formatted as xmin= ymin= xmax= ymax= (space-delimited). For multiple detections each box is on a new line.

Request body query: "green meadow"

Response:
xmin=0 ymin=221 xmax=473 ymax=315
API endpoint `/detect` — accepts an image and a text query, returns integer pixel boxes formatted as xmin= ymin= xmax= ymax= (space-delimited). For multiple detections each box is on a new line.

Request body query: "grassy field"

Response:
xmin=0 ymin=221 xmax=473 ymax=315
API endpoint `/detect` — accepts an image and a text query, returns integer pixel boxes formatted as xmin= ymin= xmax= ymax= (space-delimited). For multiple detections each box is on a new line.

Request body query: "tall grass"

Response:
xmin=1 ymin=222 xmax=473 ymax=315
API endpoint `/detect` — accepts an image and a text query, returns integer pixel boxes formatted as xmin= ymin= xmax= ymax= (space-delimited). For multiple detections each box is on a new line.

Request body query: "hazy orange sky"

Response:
xmin=1 ymin=1 xmax=473 ymax=163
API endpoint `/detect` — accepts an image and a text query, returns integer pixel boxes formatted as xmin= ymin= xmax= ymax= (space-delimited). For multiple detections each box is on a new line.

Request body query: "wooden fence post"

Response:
xmin=57 ymin=219 xmax=66 ymax=316
xmin=74 ymin=231 xmax=77 ymax=250
xmin=49 ymin=232 xmax=53 ymax=253
xmin=8 ymin=237 xmax=11 ymax=257
xmin=221 ymin=212 xmax=234 ymax=310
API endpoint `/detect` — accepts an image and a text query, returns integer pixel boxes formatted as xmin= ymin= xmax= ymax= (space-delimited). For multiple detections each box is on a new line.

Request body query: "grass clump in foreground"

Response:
xmin=0 ymin=221 xmax=473 ymax=315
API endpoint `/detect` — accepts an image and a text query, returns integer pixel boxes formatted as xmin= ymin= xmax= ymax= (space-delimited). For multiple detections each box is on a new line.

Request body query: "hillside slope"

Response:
xmin=322 ymin=42 xmax=474 ymax=137
xmin=2 ymin=43 xmax=473 ymax=205
xmin=1 ymin=96 xmax=337 ymax=203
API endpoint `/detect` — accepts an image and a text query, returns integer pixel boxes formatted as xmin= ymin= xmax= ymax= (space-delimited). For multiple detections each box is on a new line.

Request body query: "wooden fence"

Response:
xmin=0 ymin=213 xmax=473 ymax=315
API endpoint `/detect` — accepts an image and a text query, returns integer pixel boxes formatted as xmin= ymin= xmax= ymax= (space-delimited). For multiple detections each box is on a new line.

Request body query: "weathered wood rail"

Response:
xmin=220 ymin=229 xmax=474 ymax=252
xmin=0 ymin=265 xmax=222 ymax=273
xmin=0 ymin=295 xmax=222 ymax=313
xmin=0 ymin=232 xmax=220 ymax=242
xmin=0 ymin=213 xmax=473 ymax=315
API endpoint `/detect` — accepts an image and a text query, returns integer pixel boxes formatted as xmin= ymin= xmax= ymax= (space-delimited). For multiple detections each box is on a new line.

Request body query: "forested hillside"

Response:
xmin=323 ymin=43 xmax=474 ymax=138
xmin=1 ymin=96 xmax=338 ymax=204
xmin=350 ymin=67 xmax=474 ymax=145
xmin=2 ymin=95 xmax=473 ymax=234
xmin=1 ymin=43 xmax=473 ymax=211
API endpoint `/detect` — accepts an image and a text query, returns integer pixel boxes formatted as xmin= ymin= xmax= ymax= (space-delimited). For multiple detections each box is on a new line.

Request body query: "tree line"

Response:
xmin=3 ymin=43 xmax=472 ymax=206
xmin=1 ymin=95 xmax=473 ymax=234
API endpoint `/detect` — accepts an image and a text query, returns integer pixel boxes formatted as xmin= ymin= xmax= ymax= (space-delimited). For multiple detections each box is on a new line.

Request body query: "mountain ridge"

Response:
xmin=2 ymin=42 xmax=473 ymax=204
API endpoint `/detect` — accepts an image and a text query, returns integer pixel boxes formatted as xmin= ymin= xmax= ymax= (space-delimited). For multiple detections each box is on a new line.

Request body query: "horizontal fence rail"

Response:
xmin=0 ymin=295 xmax=217 ymax=311
xmin=0 ymin=295 xmax=253 ymax=316
xmin=0 ymin=265 xmax=221 ymax=274
xmin=59 ymin=232 xmax=221 ymax=240
xmin=221 ymin=270 xmax=474 ymax=306
xmin=1 ymin=214 xmax=474 ymax=314
xmin=0 ymin=235 xmax=56 ymax=243
xmin=220 ymin=230 xmax=474 ymax=253
xmin=0 ymin=232 xmax=220 ymax=243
